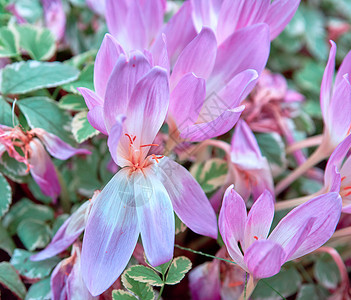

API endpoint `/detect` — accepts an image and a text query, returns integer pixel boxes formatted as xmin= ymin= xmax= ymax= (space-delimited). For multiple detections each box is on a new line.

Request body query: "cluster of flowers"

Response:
xmin=2 ymin=0 xmax=351 ymax=299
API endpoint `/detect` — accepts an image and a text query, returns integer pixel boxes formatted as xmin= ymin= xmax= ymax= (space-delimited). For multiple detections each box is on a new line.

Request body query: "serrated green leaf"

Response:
xmin=72 ymin=110 xmax=99 ymax=143
xmin=190 ymin=158 xmax=228 ymax=193
xmin=17 ymin=25 xmax=55 ymax=61
xmin=18 ymin=96 xmax=75 ymax=145
xmin=255 ymin=133 xmax=286 ymax=167
xmin=17 ymin=219 xmax=51 ymax=251
xmin=0 ymin=61 xmax=79 ymax=95
xmin=314 ymin=254 xmax=340 ymax=289
xmin=25 ymin=277 xmax=51 ymax=300
xmin=62 ymin=63 xmax=94 ymax=94
xmin=121 ymin=272 xmax=155 ymax=300
xmin=10 ymin=249 xmax=59 ymax=279
xmin=112 ymin=290 xmax=137 ymax=300
xmin=0 ymin=96 xmax=19 ymax=126
xmin=251 ymin=267 xmax=302 ymax=299
xmin=165 ymin=256 xmax=192 ymax=285
xmin=125 ymin=265 xmax=164 ymax=287
xmin=59 ymin=94 xmax=87 ymax=111
xmin=0 ymin=222 xmax=15 ymax=255
xmin=0 ymin=172 xmax=11 ymax=217
xmin=0 ymin=26 xmax=19 ymax=58
xmin=0 ymin=262 xmax=26 ymax=299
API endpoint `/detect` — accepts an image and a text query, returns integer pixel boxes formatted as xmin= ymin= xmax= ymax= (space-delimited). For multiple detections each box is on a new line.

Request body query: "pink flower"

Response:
xmin=41 ymin=0 xmax=66 ymax=41
xmin=190 ymin=0 xmax=301 ymax=43
xmin=230 ymin=120 xmax=274 ymax=201
xmin=86 ymin=0 xmax=105 ymax=16
xmin=50 ymin=243 xmax=97 ymax=300
xmin=320 ymin=41 xmax=351 ymax=150
xmin=219 ymin=186 xmax=341 ymax=279
xmin=79 ymin=50 xmax=217 ymax=296
xmin=0 ymin=125 xmax=90 ymax=201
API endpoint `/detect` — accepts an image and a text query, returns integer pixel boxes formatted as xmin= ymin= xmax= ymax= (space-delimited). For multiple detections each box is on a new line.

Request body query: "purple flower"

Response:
xmin=230 ymin=120 xmax=274 ymax=201
xmin=79 ymin=50 xmax=217 ymax=295
xmin=325 ymin=135 xmax=351 ymax=213
xmin=31 ymin=191 xmax=99 ymax=262
xmin=320 ymin=41 xmax=351 ymax=149
xmin=190 ymin=0 xmax=301 ymax=43
xmin=51 ymin=243 xmax=97 ymax=300
xmin=105 ymin=0 xmax=166 ymax=52
xmin=86 ymin=0 xmax=105 ymax=16
xmin=166 ymin=24 xmax=270 ymax=142
xmin=41 ymin=0 xmax=66 ymax=41
xmin=0 ymin=125 xmax=90 ymax=201
xmin=219 ymin=186 xmax=341 ymax=279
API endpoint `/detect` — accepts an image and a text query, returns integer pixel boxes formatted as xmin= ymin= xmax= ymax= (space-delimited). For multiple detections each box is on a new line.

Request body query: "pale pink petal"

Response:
xmin=135 ymin=169 xmax=174 ymax=266
xmin=150 ymin=33 xmax=170 ymax=73
xmin=104 ymin=52 xmax=151 ymax=132
xmin=107 ymin=115 xmax=126 ymax=165
xmin=94 ymin=34 xmax=124 ymax=98
xmin=168 ymin=73 xmax=206 ymax=130
xmin=191 ymin=0 xmax=223 ymax=33
xmin=243 ymin=190 xmax=274 ymax=250
xmin=320 ymin=41 xmax=336 ymax=120
xmin=265 ymin=0 xmax=301 ymax=40
xmin=41 ymin=0 xmax=66 ymax=41
xmin=51 ymin=257 xmax=71 ymax=299
xmin=269 ymin=192 xmax=342 ymax=261
xmin=244 ymin=240 xmax=284 ymax=279
xmin=217 ymin=0 xmax=270 ymax=44
xmin=77 ymin=87 xmax=103 ymax=110
xmin=336 ymin=49 xmax=351 ymax=86
xmin=218 ymin=186 xmax=246 ymax=270
xmin=29 ymin=138 xmax=60 ymax=200
xmin=156 ymin=157 xmax=218 ymax=239
xmin=87 ymin=106 xmax=108 ymax=135
xmin=81 ymin=169 xmax=139 ymax=296
xmin=171 ymin=27 xmax=217 ymax=89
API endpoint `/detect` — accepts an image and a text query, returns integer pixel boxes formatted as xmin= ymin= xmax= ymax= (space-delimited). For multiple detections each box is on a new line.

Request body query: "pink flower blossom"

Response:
xmin=41 ymin=0 xmax=66 ymax=41
xmin=219 ymin=186 xmax=341 ymax=279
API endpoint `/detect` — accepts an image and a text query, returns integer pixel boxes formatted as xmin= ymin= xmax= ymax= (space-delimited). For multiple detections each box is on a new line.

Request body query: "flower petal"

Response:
xmin=268 ymin=192 xmax=342 ymax=261
xmin=94 ymin=34 xmax=124 ymax=98
xmin=265 ymin=0 xmax=301 ymax=40
xmin=244 ymin=190 xmax=274 ymax=251
xmin=168 ymin=73 xmax=206 ymax=131
xmin=156 ymin=157 xmax=218 ymax=239
xmin=29 ymin=139 xmax=60 ymax=200
xmin=104 ymin=52 xmax=151 ymax=132
xmin=320 ymin=41 xmax=336 ymax=121
xmin=77 ymin=87 xmax=103 ymax=110
xmin=208 ymin=24 xmax=270 ymax=92
xmin=170 ymin=27 xmax=217 ymax=89
xmin=35 ymin=129 xmax=91 ymax=160
xmin=191 ymin=0 xmax=223 ymax=33
xmin=336 ymin=49 xmax=351 ymax=86
xmin=31 ymin=201 xmax=90 ymax=261
xmin=87 ymin=106 xmax=108 ymax=135
xmin=135 ymin=169 xmax=174 ymax=266
xmin=218 ymin=186 xmax=246 ymax=269
xmin=107 ymin=115 xmax=126 ymax=165
xmin=81 ymin=169 xmax=139 ymax=296
xmin=244 ymin=240 xmax=284 ymax=279
xmin=150 ymin=33 xmax=170 ymax=73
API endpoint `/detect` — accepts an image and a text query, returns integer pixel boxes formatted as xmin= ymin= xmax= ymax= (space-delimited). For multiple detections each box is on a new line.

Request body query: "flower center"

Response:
xmin=340 ymin=176 xmax=351 ymax=198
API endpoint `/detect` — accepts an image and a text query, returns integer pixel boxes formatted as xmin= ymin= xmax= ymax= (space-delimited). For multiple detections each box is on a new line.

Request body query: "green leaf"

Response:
xmin=190 ymin=158 xmax=228 ymax=193
xmin=125 ymin=265 xmax=164 ymax=287
xmin=0 ymin=152 xmax=28 ymax=182
xmin=294 ymin=60 xmax=325 ymax=95
xmin=255 ymin=133 xmax=286 ymax=167
xmin=25 ymin=277 xmax=51 ymax=300
xmin=59 ymin=94 xmax=87 ymax=111
xmin=72 ymin=110 xmax=99 ymax=143
xmin=17 ymin=25 xmax=55 ymax=61
xmin=62 ymin=63 xmax=94 ymax=94
xmin=314 ymin=254 xmax=341 ymax=289
xmin=13 ymin=0 xmax=43 ymax=23
xmin=3 ymin=198 xmax=54 ymax=235
xmin=112 ymin=290 xmax=137 ymax=300
xmin=17 ymin=219 xmax=51 ymax=251
xmin=165 ymin=256 xmax=192 ymax=285
xmin=18 ymin=97 xmax=75 ymax=144
xmin=27 ymin=177 xmax=52 ymax=204
xmin=0 ymin=26 xmax=19 ymax=58
xmin=10 ymin=249 xmax=59 ymax=279
xmin=251 ymin=267 xmax=302 ymax=299
xmin=0 ymin=262 xmax=26 ymax=299
xmin=0 ymin=61 xmax=79 ymax=95
xmin=175 ymin=213 xmax=187 ymax=234
xmin=296 ymin=284 xmax=329 ymax=300
xmin=121 ymin=272 xmax=155 ymax=300
xmin=0 ymin=172 xmax=11 ymax=217
xmin=154 ymin=260 xmax=172 ymax=276
xmin=0 ymin=222 xmax=15 ymax=255
xmin=65 ymin=49 xmax=97 ymax=69
xmin=0 ymin=96 xmax=19 ymax=126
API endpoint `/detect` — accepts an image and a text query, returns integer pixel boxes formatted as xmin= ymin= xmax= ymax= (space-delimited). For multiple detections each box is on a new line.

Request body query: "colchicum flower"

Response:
xmin=79 ymin=50 xmax=217 ymax=295
xmin=0 ymin=125 xmax=90 ymax=201
xmin=219 ymin=186 xmax=341 ymax=279
xmin=41 ymin=0 xmax=66 ymax=41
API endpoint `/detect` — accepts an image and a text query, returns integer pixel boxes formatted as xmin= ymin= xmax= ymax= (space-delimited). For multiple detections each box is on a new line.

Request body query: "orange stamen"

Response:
xmin=254 ymin=236 xmax=258 ymax=240
xmin=228 ymin=281 xmax=244 ymax=288
xmin=140 ymin=143 xmax=159 ymax=148
xmin=341 ymin=176 xmax=347 ymax=182
xmin=345 ymin=191 xmax=351 ymax=197
xmin=125 ymin=134 xmax=134 ymax=144
xmin=344 ymin=186 xmax=351 ymax=191
xmin=151 ymin=154 xmax=164 ymax=163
